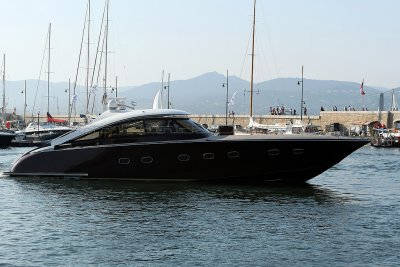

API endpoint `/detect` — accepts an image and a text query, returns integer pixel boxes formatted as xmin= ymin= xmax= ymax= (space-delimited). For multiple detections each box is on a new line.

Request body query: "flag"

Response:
xmin=228 ymin=91 xmax=237 ymax=106
xmin=360 ymin=79 xmax=366 ymax=95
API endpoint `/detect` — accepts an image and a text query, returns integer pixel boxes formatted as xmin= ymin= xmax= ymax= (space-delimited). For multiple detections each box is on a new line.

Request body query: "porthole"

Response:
xmin=141 ymin=156 xmax=154 ymax=164
xmin=292 ymin=148 xmax=304 ymax=155
xmin=118 ymin=158 xmax=130 ymax=165
xmin=178 ymin=154 xmax=191 ymax=162
xmin=203 ymin=153 xmax=215 ymax=160
xmin=227 ymin=151 xmax=240 ymax=159
xmin=267 ymin=149 xmax=280 ymax=156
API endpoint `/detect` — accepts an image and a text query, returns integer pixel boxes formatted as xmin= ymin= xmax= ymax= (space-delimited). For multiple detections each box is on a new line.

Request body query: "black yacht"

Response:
xmin=6 ymin=109 xmax=368 ymax=183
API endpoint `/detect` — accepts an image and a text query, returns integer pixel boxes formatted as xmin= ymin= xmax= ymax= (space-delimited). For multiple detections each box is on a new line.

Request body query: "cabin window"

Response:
xmin=144 ymin=119 xmax=197 ymax=135
xmin=99 ymin=120 xmax=146 ymax=141
xmin=112 ymin=120 xmax=145 ymax=137
xmin=72 ymin=120 xmax=145 ymax=144
xmin=69 ymin=117 xmax=209 ymax=146
xmin=76 ymin=130 xmax=101 ymax=141
xmin=142 ymin=118 xmax=209 ymax=138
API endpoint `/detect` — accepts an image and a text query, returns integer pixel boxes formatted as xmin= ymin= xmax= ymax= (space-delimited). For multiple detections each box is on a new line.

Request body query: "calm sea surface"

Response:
xmin=1 ymin=146 xmax=399 ymax=266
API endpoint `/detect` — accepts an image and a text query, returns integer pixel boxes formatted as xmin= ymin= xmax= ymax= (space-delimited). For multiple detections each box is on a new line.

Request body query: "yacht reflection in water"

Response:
xmin=12 ymin=177 xmax=352 ymax=205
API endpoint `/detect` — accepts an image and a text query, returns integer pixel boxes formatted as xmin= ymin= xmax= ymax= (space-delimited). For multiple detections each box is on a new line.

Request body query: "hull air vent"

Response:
xmin=141 ymin=156 xmax=154 ymax=164
xmin=267 ymin=149 xmax=280 ymax=156
xmin=227 ymin=151 xmax=240 ymax=159
xmin=118 ymin=158 xmax=130 ymax=165
xmin=203 ymin=153 xmax=215 ymax=160
xmin=178 ymin=154 xmax=191 ymax=162
xmin=292 ymin=148 xmax=305 ymax=155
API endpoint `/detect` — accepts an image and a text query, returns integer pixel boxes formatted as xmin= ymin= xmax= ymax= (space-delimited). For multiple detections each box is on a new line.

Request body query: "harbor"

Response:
xmin=2 ymin=109 xmax=400 ymax=148
xmin=1 ymin=0 xmax=400 ymax=266
xmin=8 ymin=109 xmax=400 ymax=133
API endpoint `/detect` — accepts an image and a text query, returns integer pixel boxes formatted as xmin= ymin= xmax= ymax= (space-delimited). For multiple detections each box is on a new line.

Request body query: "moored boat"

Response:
xmin=0 ymin=129 xmax=16 ymax=148
xmin=1 ymin=54 xmax=17 ymax=147
xmin=370 ymin=128 xmax=400 ymax=147
xmin=5 ymin=108 xmax=368 ymax=183
xmin=22 ymin=120 xmax=72 ymax=141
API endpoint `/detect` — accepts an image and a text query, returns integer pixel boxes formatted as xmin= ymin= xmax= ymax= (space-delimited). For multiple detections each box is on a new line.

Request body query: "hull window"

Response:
xmin=267 ymin=149 xmax=280 ymax=156
xmin=141 ymin=156 xmax=154 ymax=164
xmin=227 ymin=151 xmax=240 ymax=159
xmin=118 ymin=158 xmax=131 ymax=165
xmin=178 ymin=154 xmax=191 ymax=162
xmin=203 ymin=153 xmax=215 ymax=160
xmin=292 ymin=148 xmax=305 ymax=155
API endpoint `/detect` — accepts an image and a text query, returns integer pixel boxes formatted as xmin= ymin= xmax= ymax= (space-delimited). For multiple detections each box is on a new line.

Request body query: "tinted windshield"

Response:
xmin=65 ymin=117 xmax=210 ymax=146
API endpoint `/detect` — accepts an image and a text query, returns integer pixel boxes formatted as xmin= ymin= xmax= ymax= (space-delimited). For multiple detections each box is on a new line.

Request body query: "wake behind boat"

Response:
xmin=5 ymin=108 xmax=368 ymax=183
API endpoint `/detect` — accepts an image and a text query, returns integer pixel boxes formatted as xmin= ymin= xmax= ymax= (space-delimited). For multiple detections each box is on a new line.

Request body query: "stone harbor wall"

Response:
xmin=190 ymin=111 xmax=400 ymax=134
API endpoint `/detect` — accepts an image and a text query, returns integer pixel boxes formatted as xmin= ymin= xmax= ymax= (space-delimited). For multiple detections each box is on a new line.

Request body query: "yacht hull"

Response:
xmin=0 ymin=132 xmax=17 ymax=148
xmin=8 ymin=135 xmax=368 ymax=183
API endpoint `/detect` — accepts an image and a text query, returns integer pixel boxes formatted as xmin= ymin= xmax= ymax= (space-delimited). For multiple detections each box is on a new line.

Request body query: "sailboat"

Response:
xmin=71 ymin=0 xmax=117 ymax=122
xmin=246 ymin=0 xmax=305 ymax=134
xmin=15 ymin=24 xmax=72 ymax=146
xmin=152 ymin=71 xmax=169 ymax=110
xmin=152 ymin=90 xmax=163 ymax=109
xmin=0 ymin=54 xmax=17 ymax=147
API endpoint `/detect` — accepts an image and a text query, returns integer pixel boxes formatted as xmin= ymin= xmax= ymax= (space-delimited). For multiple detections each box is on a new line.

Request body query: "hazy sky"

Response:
xmin=1 ymin=0 xmax=400 ymax=88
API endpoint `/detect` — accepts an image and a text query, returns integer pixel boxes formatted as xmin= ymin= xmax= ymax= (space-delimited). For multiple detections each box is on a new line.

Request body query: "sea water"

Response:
xmin=0 ymin=146 xmax=399 ymax=266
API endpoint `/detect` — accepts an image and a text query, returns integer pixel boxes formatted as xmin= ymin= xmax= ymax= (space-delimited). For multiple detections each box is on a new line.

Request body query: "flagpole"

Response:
xmin=362 ymin=94 xmax=364 ymax=110
xmin=360 ymin=79 xmax=365 ymax=111
xmin=222 ymin=69 xmax=229 ymax=125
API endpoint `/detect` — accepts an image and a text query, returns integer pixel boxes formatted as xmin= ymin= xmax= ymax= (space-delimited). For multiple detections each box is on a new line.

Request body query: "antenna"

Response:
xmin=2 ymin=54 xmax=5 ymax=124
xmin=86 ymin=0 xmax=91 ymax=114
xmin=104 ymin=0 xmax=109 ymax=108
xmin=249 ymin=0 xmax=256 ymax=118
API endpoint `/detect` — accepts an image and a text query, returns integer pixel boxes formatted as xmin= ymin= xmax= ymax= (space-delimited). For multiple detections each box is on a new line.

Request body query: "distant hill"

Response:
xmin=4 ymin=72 xmax=399 ymax=117
xmin=119 ymin=72 xmax=396 ymax=115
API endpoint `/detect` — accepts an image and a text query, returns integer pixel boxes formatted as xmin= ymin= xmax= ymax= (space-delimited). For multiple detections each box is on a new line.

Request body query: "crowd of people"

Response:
xmin=244 ymin=104 xmax=400 ymax=116
xmin=327 ymin=105 xmax=369 ymax=111
xmin=269 ymin=106 xmax=301 ymax=116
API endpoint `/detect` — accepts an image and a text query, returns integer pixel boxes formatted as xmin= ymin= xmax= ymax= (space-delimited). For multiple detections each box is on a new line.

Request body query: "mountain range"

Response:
xmin=3 ymin=72 xmax=399 ymax=117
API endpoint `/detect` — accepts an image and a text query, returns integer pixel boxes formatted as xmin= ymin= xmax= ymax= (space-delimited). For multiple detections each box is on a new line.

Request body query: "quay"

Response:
xmin=191 ymin=110 xmax=400 ymax=135
xmin=7 ymin=110 xmax=400 ymax=136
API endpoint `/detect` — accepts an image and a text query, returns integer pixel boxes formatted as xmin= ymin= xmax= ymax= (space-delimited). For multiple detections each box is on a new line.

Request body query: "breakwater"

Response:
xmin=18 ymin=110 xmax=400 ymax=135
xmin=190 ymin=111 xmax=400 ymax=134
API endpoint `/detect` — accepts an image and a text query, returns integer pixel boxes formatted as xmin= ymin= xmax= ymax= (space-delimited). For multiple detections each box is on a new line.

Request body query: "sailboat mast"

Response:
xmin=161 ymin=70 xmax=164 ymax=109
xmin=115 ymin=76 xmax=118 ymax=97
xmin=2 ymin=54 xmax=5 ymax=124
xmin=72 ymin=3 xmax=89 ymax=119
xmin=68 ymin=78 xmax=71 ymax=123
xmin=47 ymin=23 xmax=51 ymax=114
xmin=249 ymin=0 xmax=256 ymax=118
xmin=104 ymin=0 xmax=109 ymax=99
xmin=167 ymin=73 xmax=171 ymax=109
xmin=24 ymin=80 xmax=27 ymax=123
xmin=86 ymin=0 xmax=90 ymax=114
xmin=391 ymin=89 xmax=395 ymax=111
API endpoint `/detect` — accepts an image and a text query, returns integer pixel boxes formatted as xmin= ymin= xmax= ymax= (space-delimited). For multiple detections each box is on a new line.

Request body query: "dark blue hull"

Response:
xmin=7 ymin=135 xmax=368 ymax=183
